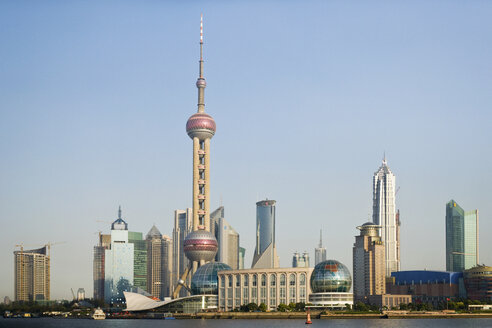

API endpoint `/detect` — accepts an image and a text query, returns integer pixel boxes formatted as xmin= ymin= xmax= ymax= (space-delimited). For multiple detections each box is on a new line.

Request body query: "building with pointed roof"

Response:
xmin=146 ymin=225 xmax=172 ymax=299
xmin=315 ymin=229 xmax=327 ymax=265
xmin=372 ymin=156 xmax=399 ymax=276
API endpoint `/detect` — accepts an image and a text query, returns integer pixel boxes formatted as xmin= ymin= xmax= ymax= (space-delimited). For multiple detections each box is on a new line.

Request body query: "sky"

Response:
xmin=1 ymin=1 xmax=491 ymax=300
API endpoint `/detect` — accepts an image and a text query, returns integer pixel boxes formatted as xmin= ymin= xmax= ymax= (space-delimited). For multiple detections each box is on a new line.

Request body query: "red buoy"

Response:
xmin=305 ymin=308 xmax=312 ymax=324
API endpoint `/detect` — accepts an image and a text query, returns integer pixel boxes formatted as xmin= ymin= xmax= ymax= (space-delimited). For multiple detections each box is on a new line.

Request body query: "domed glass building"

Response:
xmin=310 ymin=260 xmax=352 ymax=293
xmin=309 ymin=260 xmax=353 ymax=309
xmin=191 ymin=262 xmax=232 ymax=295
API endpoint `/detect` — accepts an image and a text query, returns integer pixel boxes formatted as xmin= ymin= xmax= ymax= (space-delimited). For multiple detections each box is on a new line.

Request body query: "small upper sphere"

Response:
xmin=310 ymin=260 xmax=352 ymax=293
xmin=186 ymin=113 xmax=216 ymax=140
xmin=196 ymin=78 xmax=207 ymax=88
xmin=191 ymin=262 xmax=232 ymax=295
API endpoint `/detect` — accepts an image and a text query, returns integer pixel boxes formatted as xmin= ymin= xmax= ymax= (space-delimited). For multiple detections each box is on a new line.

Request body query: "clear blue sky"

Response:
xmin=1 ymin=1 xmax=491 ymax=300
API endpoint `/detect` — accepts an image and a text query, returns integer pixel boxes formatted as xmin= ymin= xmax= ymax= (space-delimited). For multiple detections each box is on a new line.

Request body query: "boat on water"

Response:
xmin=92 ymin=308 xmax=106 ymax=320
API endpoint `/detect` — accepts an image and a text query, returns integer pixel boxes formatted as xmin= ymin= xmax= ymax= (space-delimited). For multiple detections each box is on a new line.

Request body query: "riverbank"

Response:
xmin=169 ymin=311 xmax=492 ymax=320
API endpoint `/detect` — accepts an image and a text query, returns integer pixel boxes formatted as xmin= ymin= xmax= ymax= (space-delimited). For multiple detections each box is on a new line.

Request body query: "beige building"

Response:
xmin=14 ymin=246 xmax=50 ymax=302
xmin=217 ymin=267 xmax=313 ymax=311
xmin=353 ymin=222 xmax=386 ymax=303
xmin=146 ymin=225 xmax=173 ymax=299
xmin=210 ymin=206 xmax=240 ymax=269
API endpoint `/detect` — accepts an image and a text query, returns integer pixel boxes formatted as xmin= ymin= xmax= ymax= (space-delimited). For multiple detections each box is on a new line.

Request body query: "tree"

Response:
xmin=288 ymin=302 xmax=296 ymax=312
xmin=277 ymin=303 xmax=288 ymax=312
xmin=259 ymin=303 xmax=267 ymax=312
xmin=247 ymin=302 xmax=259 ymax=312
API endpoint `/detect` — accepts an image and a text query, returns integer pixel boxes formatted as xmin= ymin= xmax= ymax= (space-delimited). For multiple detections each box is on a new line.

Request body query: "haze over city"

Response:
xmin=1 ymin=0 xmax=491 ymax=300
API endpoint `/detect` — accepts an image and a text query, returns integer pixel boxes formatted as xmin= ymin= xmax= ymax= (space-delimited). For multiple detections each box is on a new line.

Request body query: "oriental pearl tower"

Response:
xmin=183 ymin=15 xmax=218 ymax=276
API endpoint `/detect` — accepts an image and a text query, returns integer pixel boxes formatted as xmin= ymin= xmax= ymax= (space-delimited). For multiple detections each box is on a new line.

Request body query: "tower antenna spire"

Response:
xmin=118 ymin=205 xmax=122 ymax=220
xmin=319 ymin=229 xmax=323 ymax=248
xmin=196 ymin=14 xmax=206 ymax=113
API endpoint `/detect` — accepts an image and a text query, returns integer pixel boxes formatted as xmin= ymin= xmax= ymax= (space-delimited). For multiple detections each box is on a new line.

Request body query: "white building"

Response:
xmin=104 ymin=216 xmax=134 ymax=304
xmin=217 ymin=267 xmax=313 ymax=311
xmin=172 ymin=208 xmax=193 ymax=297
xmin=314 ymin=229 xmax=327 ymax=265
xmin=372 ymin=156 xmax=400 ymax=276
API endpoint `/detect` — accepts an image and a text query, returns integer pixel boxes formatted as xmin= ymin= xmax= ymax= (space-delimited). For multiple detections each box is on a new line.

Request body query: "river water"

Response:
xmin=1 ymin=318 xmax=491 ymax=328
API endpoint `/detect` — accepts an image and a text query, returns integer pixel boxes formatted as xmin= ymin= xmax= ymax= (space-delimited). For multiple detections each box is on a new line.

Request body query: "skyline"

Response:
xmin=1 ymin=1 xmax=492 ymax=300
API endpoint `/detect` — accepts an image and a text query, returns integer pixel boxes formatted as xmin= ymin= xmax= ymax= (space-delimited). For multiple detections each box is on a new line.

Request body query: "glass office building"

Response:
xmin=129 ymin=231 xmax=147 ymax=292
xmin=446 ymin=200 xmax=479 ymax=272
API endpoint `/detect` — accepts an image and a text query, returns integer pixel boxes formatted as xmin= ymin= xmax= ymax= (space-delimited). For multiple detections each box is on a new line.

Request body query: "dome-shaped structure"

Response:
xmin=191 ymin=262 xmax=231 ymax=295
xmin=310 ymin=260 xmax=352 ymax=293
xmin=186 ymin=113 xmax=216 ymax=140
xmin=183 ymin=229 xmax=218 ymax=262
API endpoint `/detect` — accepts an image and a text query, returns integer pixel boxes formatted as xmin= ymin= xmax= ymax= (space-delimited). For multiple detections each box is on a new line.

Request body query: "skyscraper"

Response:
xmin=104 ymin=210 xmax=134 ymax=304
xmin=146 ymin=225 xmax=173 ymax=299
xmin=175 ymin=16 xmax=219 ymax=296
xmin=172 ymin=208 xmax=192 ymax=297
xmin=372 ymin=156 xmax=399 ymax=276
xmin=353 ymin=222 xmax=385 ymax=303
xmin=210 ymin=206 xmax=240 ymax=269
xmin=93 ymin=232 xmax=111 ymax=301
xmin=446 ymin=200 xmax=479 ymax=272
xmin=314 ymin=229 xmax=327 ymax=265
xmin=14 ymin=246 xmax=50 ymax=301
xmin=129 ymin=231 xmax=147 ymax=292
xmin=252 ymin=199 xmax=279 ymax=269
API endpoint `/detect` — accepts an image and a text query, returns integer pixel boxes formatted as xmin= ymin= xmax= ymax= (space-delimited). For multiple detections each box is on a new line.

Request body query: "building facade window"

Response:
xmin=289 ymin=274 xmax=296 ymax=304
xmin=280 ymin=273 xmax=286 ymax=305
xmin=299 ymin=273 xmax=306 ymax=303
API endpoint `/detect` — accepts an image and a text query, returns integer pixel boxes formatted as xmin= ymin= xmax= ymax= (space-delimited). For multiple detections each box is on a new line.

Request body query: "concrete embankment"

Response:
xmin=170 ymin=311 xmax=492 ymax=320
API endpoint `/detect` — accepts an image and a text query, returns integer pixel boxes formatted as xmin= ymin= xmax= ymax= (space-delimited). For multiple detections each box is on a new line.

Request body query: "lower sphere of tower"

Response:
xmin=183 ymin=230 xmax=218 ymax=262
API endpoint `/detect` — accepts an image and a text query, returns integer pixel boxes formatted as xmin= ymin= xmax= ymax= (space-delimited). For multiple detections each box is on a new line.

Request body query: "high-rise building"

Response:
xmin=77 ymin=288 xmax=85 ymax=301
xmin=315 ymin=229 xmax=327 ymax=265
xmin=210 ymin=206 xmax=240 ymax=269
xmin=146 ymin=225 xmax=173 ymax=299
xmin=292 ymin=252 xmax=310 ymax=268
xmin=372 ymin=156 xmax=399 ymax=276
xmin=172 ymin=208 xmax=192 ymax=297
xmin=252 ymin=199 xmax=279 ymax=269
xmin=446 ymin=200 xmax=479 ymax=272
xmin=353 ymin=222 xmax=385 ymax=303
xmin=104 ymin=210 xmax=134 ymax=304
xmin=93 ymin=232 xmax=111 ymax=301
xmin=174 ymin=16 xmax=219 ymax=298
xmin=129 ymin=231 xmax=147 ymax=292
xmin=239 ymin=247 xmax=246 ymax=270
xmin=14 ymin=246 xmax=50 ymax=302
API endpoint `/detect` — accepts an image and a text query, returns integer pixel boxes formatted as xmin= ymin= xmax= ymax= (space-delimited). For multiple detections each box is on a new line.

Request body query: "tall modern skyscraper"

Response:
xmin=446 ymin=200 xmax=479 ymax=272
xmin=252 ymin=199 xmax=279 ymax=269
xmin=175 ymin=16 xmax=219 ymax=297
xmin=372 ymin=156 xmax=399 ymax=276
xmin=104 ymin=210 xmax=134 ymax=304
xmin=93 ymin=232 xmax=111 ymax=300
xmin=314 ymin=229 xmax=327 ymax=265
xmin=14 ymin=246 xmax=50 ymax=301
xmin=172 ymin=208 xmax=192 ymax=297
xmin=146 ymin=225 xmax=173 ymax=299
xmin=210 ymin=206 xmax=240 ymax=269
xmin=353 ymin=222 xmax=385 ymax=303
xmin=129 ymin=231 xmax=147 ymax=292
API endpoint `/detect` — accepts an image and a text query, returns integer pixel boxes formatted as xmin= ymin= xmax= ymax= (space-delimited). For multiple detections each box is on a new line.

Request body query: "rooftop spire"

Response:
xmin=382 ymin=152 xmax=387 ymax=165
xmin=319 ymin=229 xmax=323 ymax=248
xmin=118 ymin=205 xmax=122 ymax=220
xmin=196 ymin=14 xmax=206 ymax=113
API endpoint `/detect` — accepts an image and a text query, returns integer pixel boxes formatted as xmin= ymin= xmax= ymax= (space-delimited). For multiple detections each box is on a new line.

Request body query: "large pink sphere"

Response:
xmin=184 ymin=230 xmax=218 ymax=262
xmin=186 ymin=113 xmax=216 ymax=140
